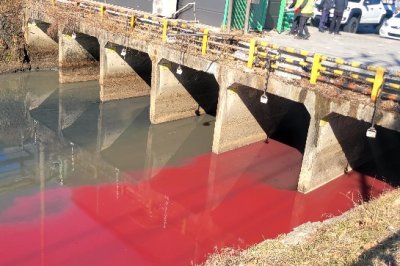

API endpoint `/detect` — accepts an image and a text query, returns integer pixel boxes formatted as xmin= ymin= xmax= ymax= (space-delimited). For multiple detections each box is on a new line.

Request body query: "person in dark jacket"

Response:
xmin=329 ymin=0 xmax=348 ymax=35
xmin=318 ymin=0 xmax=334 ymax=32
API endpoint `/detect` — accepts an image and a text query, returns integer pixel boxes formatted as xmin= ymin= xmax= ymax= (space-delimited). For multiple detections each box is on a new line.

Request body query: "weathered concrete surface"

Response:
xmin=213 ymin=66 xmax=307 ymax=154
xmin=99 ymin=44 xmax=151 ymax=101
xmin=59 ymin=33 xmax=100 ymax=83
xmin=25 ymin=21 xmax=58 ymax=52
xmin=150 ymin=53 xmax=219 ymax=124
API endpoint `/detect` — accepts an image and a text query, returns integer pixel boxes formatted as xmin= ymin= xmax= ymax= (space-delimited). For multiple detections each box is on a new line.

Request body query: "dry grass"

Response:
xmin=201 ymin=188 xmax=400 ymax=266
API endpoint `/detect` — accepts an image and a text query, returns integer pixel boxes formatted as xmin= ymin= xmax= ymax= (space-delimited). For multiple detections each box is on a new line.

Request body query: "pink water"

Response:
xmin=0 ymin=140 xmax=390 ymax=266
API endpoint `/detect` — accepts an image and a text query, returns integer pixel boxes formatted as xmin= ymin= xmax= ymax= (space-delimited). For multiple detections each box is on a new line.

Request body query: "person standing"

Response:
xmin=288 ymin=0 xmax=301 ymax=36
xmin=318 ymin=0 xmax=334 ymax=32
xmin=294 ymin=0 xmax=315 ymax=39
xmin=329 ymin=0 xmax=348 ymax=35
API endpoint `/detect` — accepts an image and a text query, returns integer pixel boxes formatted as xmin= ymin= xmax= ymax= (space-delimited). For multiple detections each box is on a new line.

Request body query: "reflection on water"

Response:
xmin=0 ymin=71 xmax=392 ymax=266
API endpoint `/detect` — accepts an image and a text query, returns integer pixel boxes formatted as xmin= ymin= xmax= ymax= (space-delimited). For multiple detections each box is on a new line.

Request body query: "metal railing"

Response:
xmin=35 ymin=0 xmax=400 ymax=103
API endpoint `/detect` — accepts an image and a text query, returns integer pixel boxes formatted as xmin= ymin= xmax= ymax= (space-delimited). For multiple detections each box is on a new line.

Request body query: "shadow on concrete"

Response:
xmin=112 ymin=44 xmax=152 ymax=86
xmin=36 ymin=21 xmax=58 ymax=43
xmin=343 ymin=51 xmax=400 ymax=71
xmin=350 ymin=229 xmax=400 ymax=266
xmin=328 ymin=113 xmax=400 ymax=189
xmin=75 ymin=33 xmax=100 ymax=61
xmin=237 ymin=87 xmax=310 ymax=154
xmin=171 ymin=62 xmax=219 ymax=116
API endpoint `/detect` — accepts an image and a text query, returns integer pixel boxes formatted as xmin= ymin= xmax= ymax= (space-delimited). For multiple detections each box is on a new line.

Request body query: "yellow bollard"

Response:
xmin=247 ymin=39 xmax=256 ymax=68
xmin=162 ymin=20 xmax=168 ymax=43
xmin=51 ymin=0 xmax=55 ymax=6
xmin=100 ymin=5 xmax=104 ymax=20
xmin=202 ymin=30 xmax=209 ymax=55
xmin=130 ymin=15 xmax=135 ymax=29
xmin=310 ymin=53 xmax=322 ymax=84
xmin=371 ymin=67 xmax=385 ymax=101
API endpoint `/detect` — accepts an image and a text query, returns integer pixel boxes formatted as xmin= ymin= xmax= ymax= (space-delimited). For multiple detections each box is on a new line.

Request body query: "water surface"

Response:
xmin=0 ymin=71 xmax=391 ymax=266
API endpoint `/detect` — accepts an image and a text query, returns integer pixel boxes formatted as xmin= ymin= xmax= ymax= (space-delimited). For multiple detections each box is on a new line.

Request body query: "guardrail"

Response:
xmin=33 ymin=0 xmax=400 ymax=103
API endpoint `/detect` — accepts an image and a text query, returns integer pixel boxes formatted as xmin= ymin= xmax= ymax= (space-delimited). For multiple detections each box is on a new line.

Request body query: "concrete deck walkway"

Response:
xmin=262 ymin=26 xmax=400 ymax=73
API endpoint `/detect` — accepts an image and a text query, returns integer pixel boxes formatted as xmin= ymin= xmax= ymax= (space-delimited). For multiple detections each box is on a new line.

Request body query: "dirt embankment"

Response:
xmin=0 ymin=0 xmax=58 ymax=74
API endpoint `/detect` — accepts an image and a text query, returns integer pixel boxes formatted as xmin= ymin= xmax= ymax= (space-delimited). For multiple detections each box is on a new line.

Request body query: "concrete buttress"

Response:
xmin=99 ymin=42 xmax=151 ymax=101
xmin=59 ymin=32 xmax=100 ymax=83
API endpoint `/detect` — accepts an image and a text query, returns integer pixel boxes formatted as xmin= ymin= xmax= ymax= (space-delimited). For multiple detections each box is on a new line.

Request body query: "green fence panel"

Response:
xmin=230 ymin=0 xmax=268 ymax=31
xmin=276 ymin=0 xmax=287 ymax=33
xmin=283 ymin=11 xmax=294 ymax=32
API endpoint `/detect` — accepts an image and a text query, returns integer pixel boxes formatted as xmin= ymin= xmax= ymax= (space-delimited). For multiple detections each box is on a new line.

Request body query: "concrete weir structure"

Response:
xmin=27 ymin=11 xmax=400 ymax=193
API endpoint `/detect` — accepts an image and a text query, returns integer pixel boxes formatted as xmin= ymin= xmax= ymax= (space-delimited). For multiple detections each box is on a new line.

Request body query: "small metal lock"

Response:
xmin=121 ymin=48 xmax=127 ymax=57
xmin=176 ymin=66 xmax=183 ymax=75
xmin=260 ymin=94 xmax=268 ymax=104
xmin=366 ymin=127 xmax=377 ymax=138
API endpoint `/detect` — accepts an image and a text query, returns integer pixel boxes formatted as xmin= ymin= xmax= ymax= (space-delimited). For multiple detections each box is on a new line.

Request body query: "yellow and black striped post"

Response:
xmin=100 ymin=5 xmax=104 ymax=20
xmin=130 ymin=15 xmax=135 ymax=30
xmin=310 ymin=53 xmax=322 ymax=84
xmin=162 ymin=20 xmax=168 ymax=43
xmin=371 ymin=67 xmax=385 ymax=101
xmin=202 ymin=30 xmax=209 ymax=55
xmin=247 ymin=39 xmax=256 ymax=68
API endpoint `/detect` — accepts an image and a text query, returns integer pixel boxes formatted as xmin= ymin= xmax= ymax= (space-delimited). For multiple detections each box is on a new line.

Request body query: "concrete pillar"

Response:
xmin=212 ymin=67 xmax=270 ymax=154
xmin=298 ymin=109 xmax=400 ymax=193
xmin=298 ymin=113 xmax=355 ymax=193
xmin=25 ymin=21 xmax=58 ymax=57
xmin=59 ymin=32 xmax=100 ymax=83
xmin=150 ymin=59 xmax=219 ymax=124
xmin=99 ymin=44 xmax=151 ymax=102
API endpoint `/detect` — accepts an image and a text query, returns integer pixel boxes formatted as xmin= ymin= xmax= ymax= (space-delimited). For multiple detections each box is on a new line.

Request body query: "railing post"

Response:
xmin=310 ymin=53 xmax=322 ymax=84
xmin=162 ymin=20 xmax=168 ymax=43
xmin=202 ymin=29 xmax=209 ymax=55
xmin=247 ymin=39 xmax=256 ymax=68
xmin=100 ymin=5 xmax=104 ymax=20
xmin=371 ymin=67 xmax=385 ymax=101
xmin=130 ymin=15 xmax=135 ymax=30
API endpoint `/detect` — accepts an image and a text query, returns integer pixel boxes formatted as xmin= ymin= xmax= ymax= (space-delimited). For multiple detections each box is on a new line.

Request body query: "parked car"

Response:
xmin=311 ymin=0 xmax=396 ymax=33
xmin=379 ymin=12 xmax=400 ymax=39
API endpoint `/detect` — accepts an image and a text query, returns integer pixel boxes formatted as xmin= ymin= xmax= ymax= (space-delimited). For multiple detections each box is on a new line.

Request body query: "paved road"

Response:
xmin=263 ymin=26 xmax=400 ymax=73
